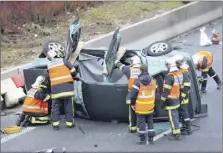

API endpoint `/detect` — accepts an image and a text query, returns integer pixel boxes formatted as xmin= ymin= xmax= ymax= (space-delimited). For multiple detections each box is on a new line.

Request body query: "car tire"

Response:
xmin=154 ymin=75 xmax=167 ymax=118
xmin=42 ymin=40 xmax=66 ymax=58
xmin=143 ymin=41 xmax=173 ymax=57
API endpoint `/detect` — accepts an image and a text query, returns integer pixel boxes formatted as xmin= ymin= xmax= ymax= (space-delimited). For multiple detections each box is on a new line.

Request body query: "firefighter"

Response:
xmin=173 ymin=55 xmax=192 ymax=135
xmin=47 ymin=47 xmax=78 ymax=130
xmin=161 ymin=57 xmax=183 ymax=140
xmin=115 ymin=55 xmax=142 ymax=133
xmin=192 ymin=50 xmax=222 ymax=93
xmin=130 ymin=64 xmax=157 ymax=145
xmin=16 ymin=76 xmax=51 ymax=127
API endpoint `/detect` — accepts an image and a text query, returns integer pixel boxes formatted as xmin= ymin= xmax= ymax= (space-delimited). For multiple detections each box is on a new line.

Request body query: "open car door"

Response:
xmin=103 ymin=28 xmax=121 ymax=76
xmin=65 ymin=17 xmax=82 ymax=60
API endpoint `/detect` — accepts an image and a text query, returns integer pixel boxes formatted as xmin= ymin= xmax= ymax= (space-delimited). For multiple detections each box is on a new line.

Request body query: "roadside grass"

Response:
xmin=1 ymin=1 xmax=184 ymax=68
xmin=80 ymin=1 xmax=183 ymax=24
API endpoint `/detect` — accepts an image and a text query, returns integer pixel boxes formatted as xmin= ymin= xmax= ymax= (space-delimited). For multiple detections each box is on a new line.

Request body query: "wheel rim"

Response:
xmin=150 ymin=43 xmax=168 ymax=53
xmin=48 ymin=42 xmax=65 ymax=56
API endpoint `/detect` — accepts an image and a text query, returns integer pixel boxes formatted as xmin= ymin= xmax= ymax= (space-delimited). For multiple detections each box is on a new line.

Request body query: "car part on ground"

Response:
xmin=142 ymin=41 xmax=173 ymax=56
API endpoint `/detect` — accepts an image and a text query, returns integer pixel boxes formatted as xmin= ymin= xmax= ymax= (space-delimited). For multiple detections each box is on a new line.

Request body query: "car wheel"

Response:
xmin=143 ymin=41 xmax=173 ymax=57
xmin=154 ymin=75 xmax=167 ymax=117
xmin=42 ymin=41 xmax=66 ymax=58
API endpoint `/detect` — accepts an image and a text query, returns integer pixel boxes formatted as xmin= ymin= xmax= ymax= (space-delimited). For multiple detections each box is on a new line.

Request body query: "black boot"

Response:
xmin=185 ymin=120 xmax=192 ymax=135
xmin=20 ymin=115 xmax=31 ymax=127
xmin=168 ymin=134 xmax=183 ymax=140
xmin=16 ymin=113 xmax=26 ymax=126
xmin=53 ymin=125 xmax=59 ymax=130
xmin=148 ymin=136 xmax=154 ymax=144
xmin=217 ymin=82 xmax=222 ymax=90
xmin=200 ymin=87 xmax=207 ymax=94
xmin=137 ymin=134 xmax=148 ymax=145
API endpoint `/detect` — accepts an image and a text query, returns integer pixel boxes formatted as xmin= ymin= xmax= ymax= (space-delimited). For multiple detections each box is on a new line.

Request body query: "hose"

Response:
xmin=1 ymin=126 xmax=21 ymax=134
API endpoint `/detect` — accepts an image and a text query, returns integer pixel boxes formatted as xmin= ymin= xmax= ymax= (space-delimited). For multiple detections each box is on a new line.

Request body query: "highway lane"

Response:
xmin=1 ymin=19 xmax=222 ymax=152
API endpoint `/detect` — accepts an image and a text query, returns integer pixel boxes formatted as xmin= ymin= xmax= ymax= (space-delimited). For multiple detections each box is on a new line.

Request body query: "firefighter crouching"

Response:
xmin=16 ymin=76 xmax=51 ymax=127
xmin=115 ymin=56 xmax=142 ymax=133
xmin=192 ymin=50 xmax=222 ymax=93
xmin=130 ymin=64 xmax=157 ymax=145
xmin=161 ymin=57 xmax=183 ymax=140
xmin=47 ymin=48 xmax=78 ymax=130
xmin=173 ymin=55 xmax=192 ymax=135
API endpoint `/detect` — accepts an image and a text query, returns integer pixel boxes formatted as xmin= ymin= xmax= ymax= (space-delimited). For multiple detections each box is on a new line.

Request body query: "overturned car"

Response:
xmin=23 ymin=18 xmax=208 ymax=122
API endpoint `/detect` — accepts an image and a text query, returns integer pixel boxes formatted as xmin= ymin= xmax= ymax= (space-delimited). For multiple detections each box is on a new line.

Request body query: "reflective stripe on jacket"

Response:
xmin=168 ymin=71 xmax=183 ymax=99
xmin=197 ymin=51 xmax=213 ymax=70
xmin=135 ymin=79 xmax=156 ymax=114
xmin=128 ymin=66 xmax=141 ymax=92
xmin=47 ymin=58 xmax=75 ymax=99
xmin=23 ymin=88 xmax=48 ymax=114
xmin=179 ymin=69 xmax=191 ymax=104
xmin=48 ymin=59 xmax=73 ymax=86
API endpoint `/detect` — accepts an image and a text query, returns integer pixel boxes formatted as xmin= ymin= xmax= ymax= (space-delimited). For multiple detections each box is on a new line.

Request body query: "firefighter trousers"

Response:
xmin=137 ymin=113 xmax=155 ymax=138
xmin=179 ymin=103 xmax=190 ymax=123
xmin=51 ymin=97 xmax=74 ymax=126
xmin=201 ymin=67 xmax=221 ymax=89
xmin=126 ymin=92 xmax=137 ymax=131
xmin=128 ymin=105 xmax=137 ymax=131
xmin=167 ymin=109 xmax=181 ymax=135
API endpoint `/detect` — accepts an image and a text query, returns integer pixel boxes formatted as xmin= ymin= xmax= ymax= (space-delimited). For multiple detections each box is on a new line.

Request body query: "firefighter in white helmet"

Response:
xmin=115 ymin=55 xmax=142 ymax=133
xmin=46 ymin=44 xmax=79 ymax=130
xmin=192 ymin=51 xmax=222 ymax=93
xmin=161 ymin=57 xmax=183 ymax=140
xmin=16 ymin=76 xmax=51 ymax=127
xmin=173 ymin=54 xmax=192 ymax=135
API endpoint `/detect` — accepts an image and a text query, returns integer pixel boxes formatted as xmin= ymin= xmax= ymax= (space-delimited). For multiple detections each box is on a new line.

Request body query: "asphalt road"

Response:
xmin=1 ymin=19 xmax=222 ymax=152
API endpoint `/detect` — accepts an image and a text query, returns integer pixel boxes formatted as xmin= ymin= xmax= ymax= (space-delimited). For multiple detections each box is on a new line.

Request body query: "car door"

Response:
xmin=104 ymin=28 xmax=121 ymax=76
xmin=65 ymin=17 xmax=81 ymax=60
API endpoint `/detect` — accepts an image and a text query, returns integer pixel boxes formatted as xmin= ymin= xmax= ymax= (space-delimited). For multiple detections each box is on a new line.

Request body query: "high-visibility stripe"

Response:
xmin=164 ymin=84 xmax=171 ymax=89
xmin=51 ymin=91 xmax=75 ymax=99
xmin=66 ymin=122 xmax=73 ymax=127
xmin=70 ymin=67 xmax=76 ymax=73
xmin=202 ymin=68 xmax=209 ymax=72
xmin=136 ymin=100 xmax=154 ymax=104
xmin=183 ymin=82 xmax=191 ymax=86
xmin=211 ymin=73 xmax=217 ymax=78
xmin=50 ymin=75 xmax=72 ymax=81
xmin=147 ymin=129 xmax=155 ymax=132
xmin=52 ymin=121 xmax=59 ymax=126
xmin=135 ymin=109 xmax=154 ymax=114
xmin=23 ymin=105 xmax=48 ymax=110
xmin=43 ymin=95 xmax=51 ymax=101
xmin=168 ymin=95 xmax=179 ymax=99
xmin=181 ymin=92 xmax=187 ymax=98
xmin=181 ymin=98 xmax=189 ymax=104
xmin=119 ymin=65 xmax=125 ymax=70
xmin=165 ymin=104 xmax=180 ymax=110
xmin=138 ymin=130 xmax=147 ymax=134
xmin=114 ymin=60 xmax=119 ymax=64
xmin=161 ymin=96 xmax=166 ymax=101
xmin=133 ymin=85 xmax=139 ymax=90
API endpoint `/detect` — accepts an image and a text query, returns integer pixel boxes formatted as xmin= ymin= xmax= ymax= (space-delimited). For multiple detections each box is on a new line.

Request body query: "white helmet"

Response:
xmin=173 ymin=54 xmax=186 ymax=68
xmin=131 ymin=56 xmax=141 ymax=66
xmin=192 ymin=54 xmax=203 ymax=66
xmin=31 ymin=76 xmax=46 ymax=88
xmin=165 ymin=57 xmax=179 ymax=72
xmin=180 ymin=61 xmax=189 ymax=70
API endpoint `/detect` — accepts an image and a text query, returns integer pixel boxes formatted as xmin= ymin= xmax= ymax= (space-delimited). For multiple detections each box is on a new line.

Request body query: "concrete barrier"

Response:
xmin=1 ymin=1 xmax=222 ymax=80
xmin=84 ymin=1 xmax=222 ymax=49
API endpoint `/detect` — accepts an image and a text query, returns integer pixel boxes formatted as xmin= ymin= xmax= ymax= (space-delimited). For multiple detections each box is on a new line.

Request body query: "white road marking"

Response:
xmin=153 ymin=118 xmax=196 ymax=141
xmin=1 ymin=127 xmax=36 ymax=144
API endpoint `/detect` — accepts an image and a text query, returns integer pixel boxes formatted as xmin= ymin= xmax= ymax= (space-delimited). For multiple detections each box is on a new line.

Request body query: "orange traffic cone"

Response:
xmin=200 ymin=27 xmax=212 ymax=47
xmin=211 ymin=29 xmax=220 ymax=44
